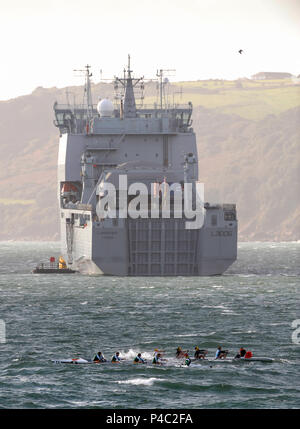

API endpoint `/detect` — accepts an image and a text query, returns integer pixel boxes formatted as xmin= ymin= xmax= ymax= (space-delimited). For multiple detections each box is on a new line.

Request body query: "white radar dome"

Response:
xmin=97 ymin=98 xmax=114 ymax=117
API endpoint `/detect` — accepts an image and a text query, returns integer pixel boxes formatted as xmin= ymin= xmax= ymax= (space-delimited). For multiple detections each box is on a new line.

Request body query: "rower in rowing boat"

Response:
xmin=184 ymin=353 xmax=192 ymax=366
xmin=215 ymin=346 xmax=228 ymax=359
xmin=93 ymin=351 xmax=106 ymax=363
xmin=152 ymin=348 xmax=167 ymax=365
xmin=111 ymin=352 xmax=122 ymax=363
xmin=153 ymin=348 xmax=165 ymax=360
xmin=152 ymin=353 xmax=164 ymax=365
xmin=133 ymin=353 xmax=146 ymax=364
xmin=234 ymin=347 xmax=246 ymax=359
xmin=176 ymin=346 xmax=188 ymax=358
xmin=194 ymin=346 xmax=208 ymax=360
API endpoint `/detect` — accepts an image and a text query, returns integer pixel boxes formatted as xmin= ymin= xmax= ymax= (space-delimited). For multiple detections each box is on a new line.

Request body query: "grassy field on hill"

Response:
xmin=143 ymin=78 xmax=300 ymax=120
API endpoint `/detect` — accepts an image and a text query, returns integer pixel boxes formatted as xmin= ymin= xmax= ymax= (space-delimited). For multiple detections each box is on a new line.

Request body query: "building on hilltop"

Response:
xmin=251 ymin=72 xmax=293 ymax=80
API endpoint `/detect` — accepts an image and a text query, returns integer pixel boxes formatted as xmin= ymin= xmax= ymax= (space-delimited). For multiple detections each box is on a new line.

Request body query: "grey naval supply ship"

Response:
xmin=54 ymin=58 xmax=237 ymax=276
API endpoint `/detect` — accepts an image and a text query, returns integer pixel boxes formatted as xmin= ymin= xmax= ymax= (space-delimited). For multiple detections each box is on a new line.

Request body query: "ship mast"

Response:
xmin=156 ymin=68 xmax=176 ymax=110
xmin=114 ymin=55 xmax=143 ymax=118
xmin=74 ymin=64 xmax=93 ymax=120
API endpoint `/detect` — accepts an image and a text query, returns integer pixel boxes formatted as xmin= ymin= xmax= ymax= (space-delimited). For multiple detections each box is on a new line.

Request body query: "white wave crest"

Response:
xmin=116 ymin=377 xmax=165 ymax=386
xmin=119 ymin=348 xmax=153 ymax=361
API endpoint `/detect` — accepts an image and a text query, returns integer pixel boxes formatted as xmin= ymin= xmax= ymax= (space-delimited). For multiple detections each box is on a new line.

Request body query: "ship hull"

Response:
xmin=60 ymin=211 xmax=237 ymax=276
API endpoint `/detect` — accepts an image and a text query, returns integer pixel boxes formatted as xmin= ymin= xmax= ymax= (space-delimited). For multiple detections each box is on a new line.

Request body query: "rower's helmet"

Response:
xmin=178 ymin=347 xmax=182 ymax=351
xmin=195 ymin=346 xmax=199 ymax=350
xmin=116 ymin=352 xmax=119 ymax=355
xmin=154 ymin=349 xmax=158 ymax=352
xmin=138 ymin=353 xmax=141 ymax=357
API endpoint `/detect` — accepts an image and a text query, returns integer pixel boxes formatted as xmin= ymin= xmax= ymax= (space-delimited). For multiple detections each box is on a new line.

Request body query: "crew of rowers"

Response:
xmin=93 ymin=349 xmax=164 ymax=365
xmin=176 ymin=346 xmax=252 ymax=365
xmin=93 ymin=346 xmax=252 ymax=366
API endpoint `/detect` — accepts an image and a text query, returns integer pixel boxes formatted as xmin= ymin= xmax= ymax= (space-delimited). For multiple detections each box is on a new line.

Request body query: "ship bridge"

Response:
xmin=54 ymin=102 xmax=193 ymax=135
xmin=54 ymin=57 xmax=193 ymax=136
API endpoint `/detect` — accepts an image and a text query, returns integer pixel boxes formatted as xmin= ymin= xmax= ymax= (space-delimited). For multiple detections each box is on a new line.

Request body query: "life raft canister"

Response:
xmin=245 ymin=351 xmax=253 ymax=359
xmin=59 ymin=256 xmax=67 ymax=269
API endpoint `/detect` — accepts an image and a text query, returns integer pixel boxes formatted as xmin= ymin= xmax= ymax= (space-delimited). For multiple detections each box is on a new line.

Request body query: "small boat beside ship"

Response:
xmin=32 ymin=256 xmax=75 ymax=274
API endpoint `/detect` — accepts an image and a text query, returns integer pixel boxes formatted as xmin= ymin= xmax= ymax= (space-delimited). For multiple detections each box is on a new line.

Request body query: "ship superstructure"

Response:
xmin=54 ymin=58 xmax=237 ymax=275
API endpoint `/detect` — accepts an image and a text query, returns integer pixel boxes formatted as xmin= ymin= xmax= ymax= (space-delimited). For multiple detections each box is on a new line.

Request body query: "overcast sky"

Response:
xmin=0 ymin=0 xmax=299 ymax=100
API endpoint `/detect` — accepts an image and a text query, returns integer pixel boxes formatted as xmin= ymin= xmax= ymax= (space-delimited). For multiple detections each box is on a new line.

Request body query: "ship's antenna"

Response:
xmin=140 ymin=79 xmax=145 ymax=107
xmin=172 ymin=86 xmax=183 ymax=106
xmin=156 ymin=69 xmax=176 ymax=110
xmin=65 ymin=89 xmax=76 ymax=114
xmin=128 ymin=54 xmax=131 ymax=75
xmin=65 ymin=89 xmax=71 ymax=107
xmin=74 ymin=64 xmax=93 ymax=120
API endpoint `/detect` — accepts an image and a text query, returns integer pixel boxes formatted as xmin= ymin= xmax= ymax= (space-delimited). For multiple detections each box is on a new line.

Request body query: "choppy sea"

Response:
xmin=0 ymin=241 xmax=299 ymax=409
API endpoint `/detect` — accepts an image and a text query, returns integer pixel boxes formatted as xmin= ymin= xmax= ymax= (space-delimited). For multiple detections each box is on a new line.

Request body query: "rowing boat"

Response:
xmin=191 ymin=357 xmax=274 ymax=363
xmin=52 ymin=356 xmax=274 ymax=365
xmin=52 ymin=358 xmax=97 ymax=364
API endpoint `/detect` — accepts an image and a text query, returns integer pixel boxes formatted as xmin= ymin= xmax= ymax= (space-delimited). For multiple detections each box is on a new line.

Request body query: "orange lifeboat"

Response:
xmin=61 ymin=182 xmax=78 ymax=194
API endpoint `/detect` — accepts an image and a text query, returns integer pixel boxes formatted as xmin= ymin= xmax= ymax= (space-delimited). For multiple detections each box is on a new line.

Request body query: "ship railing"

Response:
xmin=54 ymin=103 xmax=192 ymax=114
xmin=136 ymin=103 xmax=192 ymax=111
xmin=62 ymin=202 xmax=93 ymax=211
xmin=54 ymin=103 xmax=99 ymax=111
xmin=36 ymin=262 xmax=59 ymax=269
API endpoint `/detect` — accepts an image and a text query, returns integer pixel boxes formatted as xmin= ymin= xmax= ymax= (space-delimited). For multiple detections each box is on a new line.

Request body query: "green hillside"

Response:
xmin=144 ymin=79 xmax=300 ymax=120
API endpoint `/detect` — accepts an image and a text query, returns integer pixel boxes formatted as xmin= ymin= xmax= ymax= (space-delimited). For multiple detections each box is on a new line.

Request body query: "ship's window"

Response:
xmin=211 ymin=214 xmax=217 ymax=226
xmin=224 ymin=211 xmax=236 ymax=221
xmin=74 ymin=214 xmax=79 ymax=220
xmin=84 ymin=215 xmax=90 ymax=221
